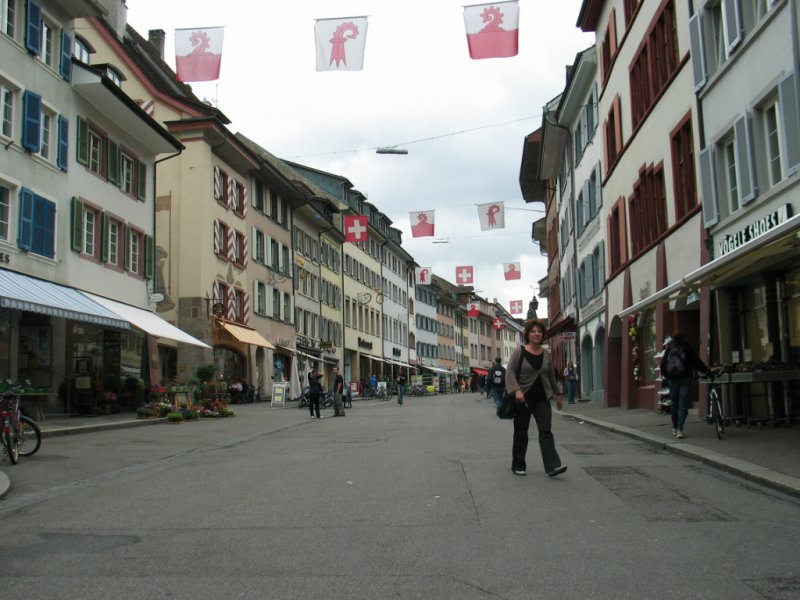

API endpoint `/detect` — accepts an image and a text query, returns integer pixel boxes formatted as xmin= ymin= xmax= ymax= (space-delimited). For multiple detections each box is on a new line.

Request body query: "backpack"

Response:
xmin=665 ymin=345 xmax=687 ymax=377
xmin=492 ymin=366 xmax=504 ymax=385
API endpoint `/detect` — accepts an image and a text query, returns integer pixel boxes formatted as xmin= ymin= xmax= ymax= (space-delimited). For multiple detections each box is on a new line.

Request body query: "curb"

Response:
xmin=40 ymin=417 xmax=166 ymax=438
xmin=0 ymin=469 xmax=9 ymax=499
xmin=566 ymin=411 xmax=800 ymax=499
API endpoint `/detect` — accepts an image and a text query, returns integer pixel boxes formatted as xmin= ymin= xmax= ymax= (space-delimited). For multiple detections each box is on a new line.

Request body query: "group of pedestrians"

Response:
xmin=305 ymin=368 xmax=407 ymax=419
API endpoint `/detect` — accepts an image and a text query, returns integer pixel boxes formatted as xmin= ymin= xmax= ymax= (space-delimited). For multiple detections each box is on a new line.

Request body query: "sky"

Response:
xmin=125 ymin=0 xmax=594 ymax=318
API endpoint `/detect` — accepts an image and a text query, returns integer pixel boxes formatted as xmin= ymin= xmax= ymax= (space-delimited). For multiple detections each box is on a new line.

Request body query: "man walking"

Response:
xmin=332 ymin=367 xmax=345 ymax=417
xmin=396 ymin=371 xmax=406 ymax=405
xmin=487 ymin=357 xmax=506 ymax=409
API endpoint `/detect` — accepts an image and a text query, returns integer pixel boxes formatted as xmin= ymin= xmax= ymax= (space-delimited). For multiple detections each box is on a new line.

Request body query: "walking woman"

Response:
xmin=505 ymin=319 xmax=567 ymax=477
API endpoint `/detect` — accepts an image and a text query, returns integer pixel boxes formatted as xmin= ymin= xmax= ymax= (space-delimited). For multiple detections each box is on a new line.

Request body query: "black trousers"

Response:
xmin=512 ymin=393 xmax=561 ymax=472
xmin=308 ymin=394 xmax=321 ymax=418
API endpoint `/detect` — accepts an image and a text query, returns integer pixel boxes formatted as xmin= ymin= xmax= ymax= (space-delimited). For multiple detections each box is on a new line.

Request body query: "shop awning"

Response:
xmin=546 ymin=315 xmax=575 ymax=337
xmin=84 ymin=293 xmax=210 ymax=348
xmin=0 ymin=269 xmax=130 ymax=329
xmin=422 ymin=365 xmax=450 ymax=374
xmin=471 ymin=368 xmax=489 ymax=376
xmin=618 ymin=280 xmax=686 ymax=319
xmin=218 ymin=321 xmax=275 ymax=349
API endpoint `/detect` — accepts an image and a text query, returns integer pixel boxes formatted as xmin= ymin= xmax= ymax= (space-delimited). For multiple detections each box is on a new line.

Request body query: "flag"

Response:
xmin=510 ymin=300 xmax=523 ymax=314
xmin=315 ymin=17 xmax=368 ymax=71
xmin=415 ymin=267 xmax=432 ymax=285
xmin=478 ymin=201 xmax=505 ymax=230
xmin=466 ymin=302 xmax=480 ymax=318
xmin=175 ymin=27 xmax=224 ymax=82
xmin=493 ymin=317 xmax=505 ymax=330
xmin=455 ymin=265 xmax=474 ymax=285
xmin=410 ymin=211 xmax=435 ymax=238
xmin=463 ymin=2 xmax=519 ymax=60
xmin=504 ymin=262 xmax=521 ymax=280
xmin=344 ymin=215 xmax=369 ymax=243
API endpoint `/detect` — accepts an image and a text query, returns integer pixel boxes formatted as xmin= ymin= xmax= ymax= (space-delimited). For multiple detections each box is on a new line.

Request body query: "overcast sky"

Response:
xmin=126 ymin=0 xmax=594 ymax=317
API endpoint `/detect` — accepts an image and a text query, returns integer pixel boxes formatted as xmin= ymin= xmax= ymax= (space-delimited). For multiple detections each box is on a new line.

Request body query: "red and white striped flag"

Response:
xmin=315 ymin=17 xmax=368 ymax=71
xmin=463 ymin=2 xmax=519 ymax=60
xmin=478 ymin=201 xmax=505 ymax=230
xmin=510 ymin=300 xmax=523 ymax=314
xmin=455 ymin=266 xmax=474 ymax=285
xmin=415 ymin=267 xmax=432 ymax=285
xmin=503 ymin=262 xmax=521 ymax=280
xmin=175 ymin=27 xmax=224 ymax=82
xmin=344 ymin=215 xmax=369 ymax=243
xmin=410 ymin=211 xmax=435 ymax=238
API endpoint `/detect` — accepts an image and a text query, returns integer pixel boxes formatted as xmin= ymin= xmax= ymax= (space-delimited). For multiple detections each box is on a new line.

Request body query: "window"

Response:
xmin=254 ymin=280 xmax=267 ymax=316
xmin=232 ymin=287 xmax=245 ymax=323
xmin=762 ymin=99 xmax=783 ymax=187
xmin=2 ymin=0 xmax=18 ymax=38
xmin=120 ymin=152 xmax=134 ymax=194
xmin=105 ymin=67 xmax=122 ymax=87
xmin=214 ymin=219 xmax=229 ymax=259
xmin=600 ymin=9 xmax=618 ymax=81
xmin=105 ymin=216 xmax=122 ymax=267
xmin=37 ymin=108 xmax=52 ymax=160
xmin=88 ymin=129 xmax=104 ymax=175
xmin=253 ymin=228 xmax=265 ymax=264
xmin=74 ymin=36 xmax=91 ymax=63
xmin=272 ymin=287 xmax=280 ymax=319
xmin=628 ymin=163 xmax=667 ymax=256
xmin=125 ymin=226 xmax=152 ymax=278
xmin=670 ymin=114 xmax=697 ymax=221
xmin=18 ymin=188 xmax=56 ymax=259
xmin=0 ymin=184 xmax=10 ymax=240
xmin=604 ymin=95 xmax=623 ymax=168
xmin=254 ymin=181 xmax=265 ymax=212
xmin=81 ymin=202 xmax=98 ymax=258
xmin=40 ymin=19 xmax=54 ymax=68
xmin=0 ymin=78 xmax=17 ymax=139
xmin=723 ymin=136 xmax=739 ymax=213
xmin=623 ymin=0 xmax=641 ymax=26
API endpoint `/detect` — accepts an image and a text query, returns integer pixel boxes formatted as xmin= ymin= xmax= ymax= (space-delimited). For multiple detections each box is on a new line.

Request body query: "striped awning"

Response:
xmin=0 ymin=269 xmax=130 ymax=329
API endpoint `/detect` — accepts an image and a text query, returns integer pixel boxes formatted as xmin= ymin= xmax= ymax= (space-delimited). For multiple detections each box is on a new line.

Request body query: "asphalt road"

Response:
xmin=1 ymin=394 xmax=799 ymax=599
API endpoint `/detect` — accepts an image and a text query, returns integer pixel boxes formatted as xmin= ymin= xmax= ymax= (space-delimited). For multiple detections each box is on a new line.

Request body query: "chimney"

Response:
xmin=149 ymin=29 xmax=166 ymax=59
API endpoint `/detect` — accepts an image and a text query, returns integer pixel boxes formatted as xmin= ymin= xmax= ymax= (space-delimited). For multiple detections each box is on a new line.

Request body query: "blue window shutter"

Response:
xmin=57 ymin=115 xmax=68 ymax=171
xmin=25 ymin=1 xmax=42 ymax=56
xmin=21 ymin=90 xmax=42 ymax=153
xmin=59 ymin=30 xmax=73 ymax=81
xmin=18 ymin=188 xmax=34 ymax=251
xmin=41 ymin=197 xmax=56 ymax=258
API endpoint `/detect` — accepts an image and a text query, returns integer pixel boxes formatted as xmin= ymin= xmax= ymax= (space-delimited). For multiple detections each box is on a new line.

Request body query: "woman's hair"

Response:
xmin=671 ymin=331 xmax=686 ymax=344
xmin=524 ymin=319 xmax=546 ymax=339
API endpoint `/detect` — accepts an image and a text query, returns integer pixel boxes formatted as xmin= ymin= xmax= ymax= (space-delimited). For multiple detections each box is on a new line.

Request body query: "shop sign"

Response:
xmin=296 ymin=335 xmax=317 ymax=349
xmin=392 ymin=347 xmax=401 ymax=357
xmin=717 ymin=204 xmax=791 ymax=257
xmin=0 ymin=252 xmax=10 ymax=264
xmin=357 ymin=337 xmax=373 ymax=350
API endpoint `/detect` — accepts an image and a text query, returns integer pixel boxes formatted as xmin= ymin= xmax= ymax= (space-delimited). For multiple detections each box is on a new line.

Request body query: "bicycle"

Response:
xmin=18 ymin=414 xmax=42 ymax=456
xmin=704 ymin=375 xmax=724 ymax=440
xmin=1 ymin=389 xmax=22 ymax=465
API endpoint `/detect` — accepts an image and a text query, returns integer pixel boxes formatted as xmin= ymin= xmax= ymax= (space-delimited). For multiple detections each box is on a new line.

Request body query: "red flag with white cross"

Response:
xmin=455 ymin=265 xmax=474 ymax=285
xmin=510 ymin=300 xmax=523 ymax=314
xmin=344 ymin=215 xmax=369 ymax=243
xmin=493 ymin=317 xmax=505 ymax=330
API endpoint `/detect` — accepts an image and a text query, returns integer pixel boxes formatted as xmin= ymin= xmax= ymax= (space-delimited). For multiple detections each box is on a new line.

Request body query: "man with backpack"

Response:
xmin=487 ymin=357 xmax=506 ymax=409
xmin=660 ymin=332 xmax=710 ymax=439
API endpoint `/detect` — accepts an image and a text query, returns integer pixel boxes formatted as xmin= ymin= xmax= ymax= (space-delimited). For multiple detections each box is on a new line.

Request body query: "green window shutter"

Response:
xmin=144 ymin=234 xmax=154 ymax=279
xmin=101 ymin=212 xmax=109 ymax=262
xmin=124 ymin=223 xmax=132 ymax=271
xmin=70 ymin=197 xmax=83 ymax=252
xmin=137 ymin=161 xmax=147 ymax=201
xmin=107 ymin=140 xmax=120 ymax=185
xmin=76 ymin=116 xmax=88 ymax=166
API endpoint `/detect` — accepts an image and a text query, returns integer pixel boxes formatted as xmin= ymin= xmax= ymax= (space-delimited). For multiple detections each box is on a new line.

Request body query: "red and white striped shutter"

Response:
xmin=242 ymin=290 xmax=250 ymax=326
xmin=213 ymin=166 xmax=222 ymax=200
xmin=227 ymin=286 xmax=236 ymax=321
xmin=227 ymin=227 xmax=235 ymax=262
xmin=241 ymin=186 xmax=248 ymax=218
xmin=213 ymin=219 xmax=220 ymax=255
xmin=227 ymin=178 xmax=235 ymax=210
xmin=213 ymin=280 xmax=221 ymax=304
xmin=242 ymin=233 xmax=249 ymax=267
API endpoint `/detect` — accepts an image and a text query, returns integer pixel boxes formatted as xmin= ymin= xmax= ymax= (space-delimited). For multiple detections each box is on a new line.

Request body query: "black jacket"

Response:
xmin=660 ymin=342 xmax=709 ymax=379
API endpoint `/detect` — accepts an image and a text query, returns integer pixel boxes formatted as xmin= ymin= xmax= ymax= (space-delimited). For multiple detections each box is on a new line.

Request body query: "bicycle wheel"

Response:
xmin=18 ymin=415 xmax=41 ymax=457
xmin=711 ymin=397 xmax=724 ymax=440
xmin=1 ymin=419 xmax=19 ymax=465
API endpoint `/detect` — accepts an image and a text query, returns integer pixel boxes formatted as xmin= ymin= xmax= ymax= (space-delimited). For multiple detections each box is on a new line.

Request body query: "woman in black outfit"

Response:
xmin=504 ymin=319 xmax=567 ymax=477
xmin=307 ymin=370 xmax=324 ymax=419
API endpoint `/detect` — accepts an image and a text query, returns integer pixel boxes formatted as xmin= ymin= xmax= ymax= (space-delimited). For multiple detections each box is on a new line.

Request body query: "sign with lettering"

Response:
xmin=717 ymin=204 xmax=791 ymax=257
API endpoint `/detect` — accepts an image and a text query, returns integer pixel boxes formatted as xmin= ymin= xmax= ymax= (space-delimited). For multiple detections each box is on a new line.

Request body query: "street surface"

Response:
xmin=1 ymin=393 xmax=799 ymax=599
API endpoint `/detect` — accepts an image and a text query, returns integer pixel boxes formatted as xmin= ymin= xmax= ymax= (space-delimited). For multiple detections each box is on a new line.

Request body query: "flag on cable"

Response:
xmin=409 ymin=211 xmax=435 ymax=238
xmin=455 ymin=265 xmax=474 ymax=285
xmin=466 ymin=302 xmax=480 ymax=318
xmin=478 ymin=201 xmax=505 ymax=230
xmin=415 ymin=267 xmax=432 ymax=285
xmin=493 ymin=317 xmax=505 ymax=330
xmin=463 ymin=1 xmax=519 ymax=60
xmin=315 ymin=16 xmax=368 ymax=71
xmin=175 ymin=27 xmax=224 ymax=82
xmin=510 ymin=300 xmax=523 ymax=314
xmin=344 ymin=215 xmax=369 ymax=243
xmin=503 ymin=262 xmax=521 ymax=280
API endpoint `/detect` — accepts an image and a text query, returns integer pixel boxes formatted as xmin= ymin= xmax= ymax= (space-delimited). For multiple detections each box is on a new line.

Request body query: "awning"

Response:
xmin=0 ymin=269 xmax=130 ymax=329
xmin=546 ymin=315 xmax=575 ymax=337
xmin=84 ymin=293 xmax=210 ymax=348
xmin=422 ymin=365 xmax=450 ymax=374
xmin=618 ymin=280 xmax=686 ymax=319
xmin=218 ymin=321 xmax=275 ymax=349
xmin=471 ymin=368 xmax=489 ymax=376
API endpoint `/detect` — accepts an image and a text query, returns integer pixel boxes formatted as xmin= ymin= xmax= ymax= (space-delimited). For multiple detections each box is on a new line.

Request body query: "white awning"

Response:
xmin=422 ymin=365 xmax=451 ymax=374
xmin=0 ymin=269 xmax=130 ymax=329
xmin=84 ymin=293 xmax=210 ymax=348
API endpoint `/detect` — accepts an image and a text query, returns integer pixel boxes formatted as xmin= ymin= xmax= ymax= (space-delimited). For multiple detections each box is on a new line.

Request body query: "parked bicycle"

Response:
xmin=1 ymin=388 xmax=22 ymax=465
xmin=704 ymin=374 xmax=725 ymax=440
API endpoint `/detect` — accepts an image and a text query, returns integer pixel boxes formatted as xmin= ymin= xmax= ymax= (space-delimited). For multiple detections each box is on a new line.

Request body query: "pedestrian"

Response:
xmin=369 ymin=373 xmax=378 ymax=395
xmin=660 ymin=331 xmax=710 ymax=439
xmin=487 ymin=357 xmax=506 ymax=409
xmin=396 ymin=371 xmax=406 ymax=405
xmin=563 ymin=361 xmax=578 ymax=404
xmin=307 ymin=369 xmax=324 ymax=419
xmin=332 ymin=367 xmax=345 ymax=417
xmin=505 ymin=319 xmax=567 ymax=477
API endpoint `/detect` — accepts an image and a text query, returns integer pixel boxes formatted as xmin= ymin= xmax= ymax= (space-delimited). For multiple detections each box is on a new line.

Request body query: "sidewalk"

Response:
xmin=2 ymin=398 xmax=799 ymax=500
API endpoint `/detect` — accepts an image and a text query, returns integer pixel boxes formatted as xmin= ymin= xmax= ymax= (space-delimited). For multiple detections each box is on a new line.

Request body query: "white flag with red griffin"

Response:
xmin=455 ymin=266 xmax=474 ymax=285
xmin=315 ymin=17 xmax=368 ymax=71
xmin=503 ymin=262 xmax=521 ymax=280
xmin=343 ymin=215 xmax=369 ymax=243
xmin=463 ymin=2 xmax=519 ymax=60
xmin=510 ymin=300 xmax=523 ymax=314
xmin=409 ymin=211 xmax=435 ymax=238
xmin=466 ymin=302 xmax=480 ymax=318
xmin=175 ymin=27 xmax=224 ymax=82
xmin=415 ymin=267 xmax=432 ymax=285
xmin=478 ymin=201 xmax=505 ymax=230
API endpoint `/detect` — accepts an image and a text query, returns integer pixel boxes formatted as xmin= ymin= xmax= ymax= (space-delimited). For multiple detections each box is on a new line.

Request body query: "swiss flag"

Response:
xmin=175 ymin=27 xmax=224 ymax=82
xmin=344 ymin=215 xmax=369 ymax=243
xmin=410 ymin=211 xmax=435 ymax=238
xmin=463 ymin=2 xmax=519 ymax=60
xmin=466 ymin=303 xmax=480 ymax=318
xmin=455 ymin=265 xmax=474 ymax=285
xmin=503 ymin=262 xmax=521 ymax=280
xmin=415 ymin=267 xmax=432 ymax=285
xmin=493 ymin=317 xmax=505 ymax=330
xmin=510 ymin=300 xmax=523 ymax=314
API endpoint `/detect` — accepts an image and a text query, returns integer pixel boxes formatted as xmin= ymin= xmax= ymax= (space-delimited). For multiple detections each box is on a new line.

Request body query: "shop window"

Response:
xmin=214 ymin=347 xmax=245 ymax=384
xmin=640 ymin=309 xmax=657 ymax=385
xmin=786 ymin=268 xmax=800 ymax=364
xmin=740 ymin=284 xmax=770 ymax=363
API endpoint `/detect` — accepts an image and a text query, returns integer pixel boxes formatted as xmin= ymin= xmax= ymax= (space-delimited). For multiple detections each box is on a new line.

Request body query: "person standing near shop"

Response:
xmin=563 ymin=361 xmax=578 ymax=404
xmin=307 ymin=369 xmax=324 ymax=419
xmin=396 ymin=371 xmax=406 ymax=405
xmin=505 ymin=319 xmax=567 ymax=477
xmin=332 ymin=367 xmax=345 ymax=417
xmin=487 ymin=357 xmax=506 ymax=409
xmin=660 ymin=332 xmax=710 ymax=439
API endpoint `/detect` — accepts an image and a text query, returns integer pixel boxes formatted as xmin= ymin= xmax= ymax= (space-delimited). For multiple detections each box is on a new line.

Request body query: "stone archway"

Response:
xmin=606 ymin=316 xmax=623 ymax=407
xmin=580 ymin=334 xmax=594 ymax=401
xmin=594 ymin=326 xmax=606 ymax=403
